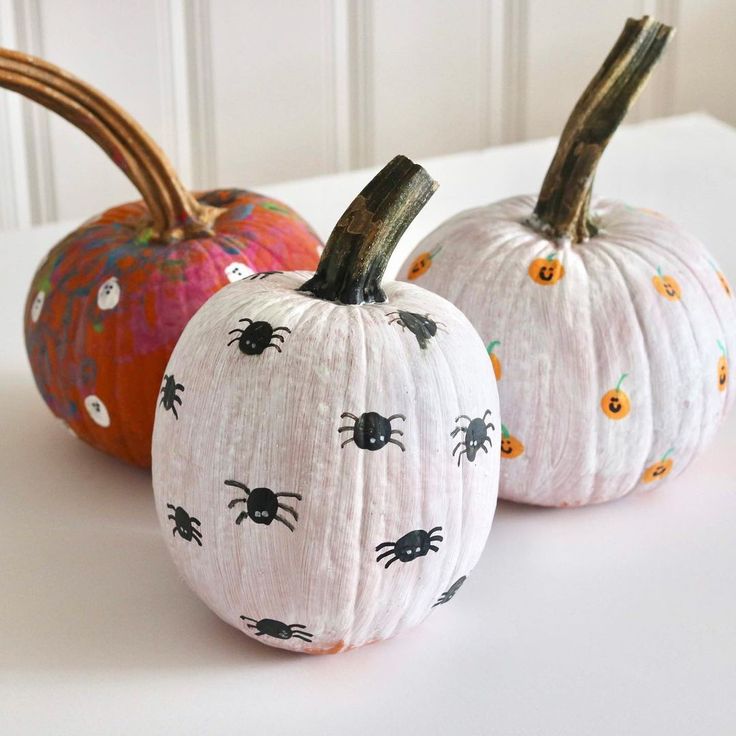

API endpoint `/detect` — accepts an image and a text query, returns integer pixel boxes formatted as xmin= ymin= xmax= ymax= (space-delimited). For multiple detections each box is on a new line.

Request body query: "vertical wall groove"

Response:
xmin=349 ymin=0 xmax=373 ymax=168
xmin=502 ymin=0 xmax=528 ymax=143
xmin=323 ymin=0 xmax=352 ymax=172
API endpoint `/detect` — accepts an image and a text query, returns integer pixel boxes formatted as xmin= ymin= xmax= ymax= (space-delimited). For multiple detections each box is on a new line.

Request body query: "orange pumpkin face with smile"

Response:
xmin=642 ymin=449 xmax=674 ymax=484
xmin=601 ymin=373 xmax=630 ymax=419
xmin=407 ymin=246 xmax=442 ymax=280
xmin=528 ymin=253 xmax=565 ymax=285
xmin=500 ymin=425 xmax=524 ymax=458
xmin=652 ymin=267 xmax=681 ymax=301
xmin=717 ymin=341 xmax=729 ymax=392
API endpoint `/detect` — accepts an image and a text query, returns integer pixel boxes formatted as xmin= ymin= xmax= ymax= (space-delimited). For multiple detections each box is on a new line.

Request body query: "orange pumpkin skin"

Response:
xmin=24 ymin=190 xmax=322 ymax=468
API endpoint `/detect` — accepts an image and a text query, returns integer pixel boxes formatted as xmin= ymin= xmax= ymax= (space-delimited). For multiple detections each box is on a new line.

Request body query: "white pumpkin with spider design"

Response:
xmin=152 ymin=157 xmax=500 ymax=654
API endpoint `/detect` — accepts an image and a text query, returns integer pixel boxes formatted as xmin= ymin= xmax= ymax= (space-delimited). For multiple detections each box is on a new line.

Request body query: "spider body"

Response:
xmin=375 ymin=526 xmax=443 ymax=568
xmin=159 ymin=374 xmax=184 ymax=419
xmin=227 ymin=318 xmax=291 ymax=355
xmin=452 ymin=410 xmax=495 ymax=465
xmin=225 ymin=480 xmax=302 ymax=532
xmin=167 ymin=504 xmax=202 ymax=545
xmin=240 ymin=616 xmax=313 ymax=642
xmin=433 ymin=575 xmax=467 ymax=607
xmin=338 ymin=411 xmax=406 ymax=451
xmin=387 ymin=310 xmax=444 ymax=349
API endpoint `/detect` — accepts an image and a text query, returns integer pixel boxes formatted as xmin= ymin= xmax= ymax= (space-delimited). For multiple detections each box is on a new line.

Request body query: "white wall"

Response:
xmin=0 ymin=0 xmax=734 ymax=230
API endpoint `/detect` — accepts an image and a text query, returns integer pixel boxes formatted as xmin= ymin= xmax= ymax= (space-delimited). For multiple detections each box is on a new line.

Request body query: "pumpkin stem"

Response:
xmin=661 ymin=448 xmax=675 ymax=461
xmin=531 ymin=17 xmax=674 ymax=243
xmin=0 ymin=48 xmax=222 ymax=242
xmin=615 ymin=373 xmax=628 ymax=390
xmin=487 ymin=340 xmax=501 ymax=353
xmin=501 ymin=424 xmax=510 ymax=439
xmin=299 ymin=155 xmax=438 ymax=304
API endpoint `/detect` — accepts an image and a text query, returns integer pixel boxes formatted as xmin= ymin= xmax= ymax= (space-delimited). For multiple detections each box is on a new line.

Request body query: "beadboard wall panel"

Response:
xmin=0 ymin=0 xmax=734 ymax=230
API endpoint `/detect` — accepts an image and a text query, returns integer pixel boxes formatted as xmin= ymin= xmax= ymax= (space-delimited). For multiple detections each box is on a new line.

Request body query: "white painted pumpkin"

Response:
xmin=152 ymin=157 xmax=500 ymax=653
xmin=401 ymin=17 xmax=735 ymax=507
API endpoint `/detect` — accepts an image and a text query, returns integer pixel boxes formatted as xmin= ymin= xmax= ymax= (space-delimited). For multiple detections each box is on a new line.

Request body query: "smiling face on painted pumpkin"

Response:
xmin=718 ymin=355 xmax=728 ymax=391
xmin=407 ymin=251 xmax=436 ymax=280
xmin=601 ymin=389 xmax=630 ymax=419
xmin=642 ymin=456 xmax=674 ymax=483
xmin=652 ymin=272 xmax=681 ymax=301
xmin=528 ymin=256 xmax=565 ymax=285
xmin=500 ymin=432 xmax=524 ymax=459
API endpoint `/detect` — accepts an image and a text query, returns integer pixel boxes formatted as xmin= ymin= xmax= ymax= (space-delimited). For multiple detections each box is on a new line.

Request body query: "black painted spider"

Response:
xmin=159 ymin=374 xmax=184 ymax=419
xmin=452 ymin=410 xmax=495 ymax=466
xmin=240 ymin=616 xmax=313 ymax=642
xmin=433 ymin=575 xmax=467 ymax=607
xmin=338 ymin=411 xmax=406 ymax=451
xmin=227 ymin=318 xmax=291 ymax=355
xmin=387 ymin=310 xmax=445 ymax=349
xmin=167 ymin=504 xmax=202 ymax=545
xmin=225 ymin=480 xmax=302 ymax=532
xmin=245 ymin=271 xmax=283 ymax=280
xmin=375 ymin=527 xmax=443 ymax=568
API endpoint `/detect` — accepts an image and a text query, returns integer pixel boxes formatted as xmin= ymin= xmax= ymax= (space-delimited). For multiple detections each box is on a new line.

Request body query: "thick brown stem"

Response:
xmin=0 ymin=48 xmax=222 ymax=241
xmin=299 ymin=155 xmax=437 ymax=304
xmin=532 ymin=16 xmax=674 ymax=242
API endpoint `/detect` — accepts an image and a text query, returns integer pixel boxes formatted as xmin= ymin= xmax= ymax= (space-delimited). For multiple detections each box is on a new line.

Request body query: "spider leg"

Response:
xmin=167 ymin=515 xmax=175 ymax=521
xmin=172 ymin=527 xmax=179 ymax=538
xmin=264 ymin=343 xmax=282 ymax=352
xmin=271 ymin=333 xmax=286 ymax=342
xmin=375 ymin=541 xmax=395 ymax=551
xmin=255 ymin=631 xmax=267 ymax=636
xmin=481 ymin=444 xmax=489 ymax=454
xmin=340 ymin=437 xmax=355 ymax=448
xmin=274 ymin=514 xmax=295 ymax=532
xmin=451 ymin=426 xmax=465 ymax=438
xmin=175 ymin=384 xmax=185 ymax=391
xmin=455 ymin=414 xmax=472 ymax=423
xmin=485 ymin=422 xmax=496 ymax=431
xmin=387 ymin=414 xmax=406 ymax=422
xmin=432 ymin=598 xmax=447 ymax=608
xmin=456 ymin=448 xmax=467 ymax=466
xmin=235 ymin=511 xmax=249 ymax=525
xmin=227 ymin=336 xmax=241 ymax=346
xmin=452 ymin=441 xmax=464 ymax=455
xmin=340 ymin=412 xmax=359 ymax=420
xmin=385 ymin=311 xmax=399 ymax=317
xmin=292 ymin=633 xmax=313 ymax=642
xmin=429 ymin=545 xmax=439 ymax=552
xmin=192 ymin=533 xmax=202 ymax=546
xmin=171 ymin=405 xmax=178 ymax=420
xmin=228 ymin=497 xmax=248 ymax=508
xmin=375 ymin=549 xmax=396 ymax=563
xmin=388 ymin=438 xmax=406 ymax=452
xmin=190 ymin=517 xmax=201 ymax=526
xmin=173 ymin=395 xmax=182 ymax=404
xmin=224 ymin=480 xmax=250 ymax=493
xmin=390 ymin=429 xmax=404 ymax=436
xmin=159 ymin=387 xmax=165 ymax=395
xmin=240 ymin=616 xmax=258 ymax=624
xmin=277 ymin=502 xmax=298 ymax=520
xmin=227 ymin=329 xmax=244 ymax=336
xmin=289 ymin=624 xmax=308 ymax=629
xmin=238 ymin=318 xmax=253 ymax=325
xmin=337 ymin=426 xmax=354 ymax=433
xmin=428 ymin=526 xmax=443 ymax=536
xmin=429 ymin=535 xmax=444 ymax=544
xmin=384 ymin=555 xmax=400 ymax=569
xmin=272 ymin=326 xmax=291 ymax=334
xmin=167 ymin=504 xmax=175 ymax=511
xmin=482 ymin=409 xmax=493 ymax=421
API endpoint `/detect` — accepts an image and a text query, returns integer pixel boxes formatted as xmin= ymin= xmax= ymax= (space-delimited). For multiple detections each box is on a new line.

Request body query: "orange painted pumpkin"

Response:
xmin=528 ymin=252 xmax=565 ymax=285
xmin=600 ymin=373 xmax=631 ymax=420
xmin=642 ymin=449 xmax=674 ymax=484
xmin=487 ymin=340 xmax=502 ymax=380
xmin=652 ymin=267 xmax=682 ymax=301
xmin=717 ymin=341 xmax=729 ymax=392
xmin=2 ymin=49 xmax=322 ymax=467
xmin=406 ymin=246 xmax=442 ymax=280
xmin=500 ymin=425 xmax=524 ymax=459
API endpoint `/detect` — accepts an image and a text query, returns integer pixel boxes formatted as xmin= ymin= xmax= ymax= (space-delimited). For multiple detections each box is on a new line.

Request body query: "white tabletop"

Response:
xmin=1 ymin=114 xmax=735 ymax=735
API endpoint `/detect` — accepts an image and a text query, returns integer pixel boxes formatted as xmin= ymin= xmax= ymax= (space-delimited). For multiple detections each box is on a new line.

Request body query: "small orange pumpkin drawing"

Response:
xmin=487 ymin=340 xmax=502 ymax=380
xmin=600 ymin=373 xmax=630 ymax=419
xmin=717 ymin=340 xmax=729 ymax=392
xmin=528 ymin=252 xmax=565 ymax=285
xmin=407 ymin=245 xmax=442 ymax=280
xmin=642 ymin=448 xmax=674 ymax=484
xmin=500 ymin=424 xmax=524 ymax=459
xmin=711 ymin=262 xmax=732 ymax=297
xmin=652 ymin=266 xmax=681 ymax=301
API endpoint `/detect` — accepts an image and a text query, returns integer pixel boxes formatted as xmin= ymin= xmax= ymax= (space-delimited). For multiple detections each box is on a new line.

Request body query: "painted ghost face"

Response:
xmin=224 ymin=262 xmax=253 ymax=282
xmin=97 ymin=277 xmax=121 ymax=310
xmin=84 ymin=394 xmax=111 ymax=427
xmin=30 ymin=291 xmax=45 ymax=322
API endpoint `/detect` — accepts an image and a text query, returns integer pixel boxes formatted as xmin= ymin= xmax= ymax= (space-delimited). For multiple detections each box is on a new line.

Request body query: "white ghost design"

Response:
xmin=84 ymin=395 xmax=111 ymax=427
xmin=224 ymin=262 xmax=253 ymax=282
xmin=30 ymin=291 xmax=45 ymax=322
xmin=97 ymin=277 xmax=121 ymax=310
